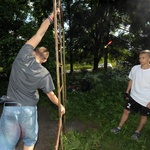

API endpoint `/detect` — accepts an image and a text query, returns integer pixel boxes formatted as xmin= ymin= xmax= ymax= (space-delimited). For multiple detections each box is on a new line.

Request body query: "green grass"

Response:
xmin=63 ymin=116 xmax=150 ymax=150
xmin=1 ymin=68 xmax=150 ymax=150
xmin=65 ymin=63 xmax=92 ymax=70
xmin=62 ymin=69 xmax=150 ymax=150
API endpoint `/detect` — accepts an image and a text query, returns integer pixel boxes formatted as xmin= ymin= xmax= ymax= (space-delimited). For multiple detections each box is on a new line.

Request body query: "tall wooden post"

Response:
xmin=53 ymin=0 xmax=66 ymax=150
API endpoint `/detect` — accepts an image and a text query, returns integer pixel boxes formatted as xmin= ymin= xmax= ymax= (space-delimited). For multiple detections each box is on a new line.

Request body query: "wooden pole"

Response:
xmin=53 ymin=0 xmax=66 ymax=149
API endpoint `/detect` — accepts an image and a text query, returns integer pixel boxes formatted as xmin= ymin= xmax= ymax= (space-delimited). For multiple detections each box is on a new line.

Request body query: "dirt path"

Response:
xmin=15 ymin=106 xmax=58 ymax=150
xmin=0 ymin=105 xmax=96 ymax=150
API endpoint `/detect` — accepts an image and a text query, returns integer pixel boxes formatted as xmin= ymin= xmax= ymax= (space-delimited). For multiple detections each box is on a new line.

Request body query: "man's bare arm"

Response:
xmin=126 ymin=79 xmax=132 ymax=93
xmin=46 ymin=91 xmax=65 ymax=114
xmin=26 ymin=13 xmax=54 ymax=49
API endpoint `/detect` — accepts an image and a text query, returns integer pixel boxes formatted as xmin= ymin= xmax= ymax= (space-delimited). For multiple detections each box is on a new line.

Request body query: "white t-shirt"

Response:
xmin=129 ymin=65 xmax=150 ymax=107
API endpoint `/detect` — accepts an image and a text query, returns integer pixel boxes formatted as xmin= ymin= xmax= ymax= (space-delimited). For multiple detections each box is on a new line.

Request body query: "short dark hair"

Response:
xmin=35 ymin=47 xmax=49 ymax=60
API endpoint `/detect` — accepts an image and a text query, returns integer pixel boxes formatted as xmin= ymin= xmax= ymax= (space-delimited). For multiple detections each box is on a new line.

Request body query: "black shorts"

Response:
xmin=124 ymin=97 xmax=150 ymax=116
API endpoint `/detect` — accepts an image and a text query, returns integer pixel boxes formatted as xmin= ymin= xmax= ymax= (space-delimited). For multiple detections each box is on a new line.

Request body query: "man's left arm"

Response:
xmin=26 ymin=12 xmax=54 ymax=49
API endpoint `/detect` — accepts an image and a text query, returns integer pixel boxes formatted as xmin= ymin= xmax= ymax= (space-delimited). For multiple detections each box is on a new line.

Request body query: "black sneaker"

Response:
xmin=111 ymin=127 xmax=121 ymax=134
xmin=131 ymin=131 xmax=140 ymax=140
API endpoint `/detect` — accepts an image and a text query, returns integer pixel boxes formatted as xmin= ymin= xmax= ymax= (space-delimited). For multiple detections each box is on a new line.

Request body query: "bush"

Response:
xmin=63 ymin=69 xmax=150 ymax=150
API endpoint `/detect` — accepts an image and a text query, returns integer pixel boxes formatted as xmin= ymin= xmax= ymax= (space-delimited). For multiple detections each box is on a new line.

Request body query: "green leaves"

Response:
xmin=0 ymin=0 xmax=55 ymax=74
xmin=63 ymin=69 xmax=150 ymax=149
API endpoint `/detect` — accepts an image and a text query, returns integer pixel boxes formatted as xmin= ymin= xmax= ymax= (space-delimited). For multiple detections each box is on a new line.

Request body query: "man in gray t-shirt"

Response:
xmin=7 ymin=44 xmax=55 ymax=106
xmin=0 ymin=8 xmax=65 ymax=150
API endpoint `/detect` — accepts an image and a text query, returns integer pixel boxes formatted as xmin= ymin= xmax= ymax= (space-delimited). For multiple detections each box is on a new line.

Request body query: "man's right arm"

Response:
xmin=46 ymin=91 xmax=65 ymax=115
xmin=126 ymin=79 xmax=132 ymax=93
xmin=124 ymin=79 xmax=132 ymax=100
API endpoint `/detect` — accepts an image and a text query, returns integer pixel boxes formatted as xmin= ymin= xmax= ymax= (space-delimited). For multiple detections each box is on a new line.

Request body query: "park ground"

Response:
xmin=0 ymin=104 xmax=96 ymax=150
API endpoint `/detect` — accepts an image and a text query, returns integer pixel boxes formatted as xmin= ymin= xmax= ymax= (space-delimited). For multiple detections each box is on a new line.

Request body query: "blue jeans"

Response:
xmin=0 ymin=106 xmax=38 ymax=150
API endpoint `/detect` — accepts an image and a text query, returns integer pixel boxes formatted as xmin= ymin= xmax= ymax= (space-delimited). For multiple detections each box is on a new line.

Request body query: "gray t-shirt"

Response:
xmin=7 ymin=44 xmax=55 ymax=106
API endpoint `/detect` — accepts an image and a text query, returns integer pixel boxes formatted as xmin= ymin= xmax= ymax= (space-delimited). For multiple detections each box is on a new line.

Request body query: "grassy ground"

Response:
xmin=0 ymin=68 xmax=150 ymax=150
xmin=63 ymin=69 xmax=150 ymax=150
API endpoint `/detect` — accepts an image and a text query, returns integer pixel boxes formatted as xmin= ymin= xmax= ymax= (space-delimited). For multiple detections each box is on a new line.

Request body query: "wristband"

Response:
xmin=48 ymin=15 xmax=53 ymax=24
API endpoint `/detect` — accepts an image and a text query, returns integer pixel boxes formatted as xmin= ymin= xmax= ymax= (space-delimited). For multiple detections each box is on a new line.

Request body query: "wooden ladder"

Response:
xmin=53 ymin=0 xmax=66 ymax=150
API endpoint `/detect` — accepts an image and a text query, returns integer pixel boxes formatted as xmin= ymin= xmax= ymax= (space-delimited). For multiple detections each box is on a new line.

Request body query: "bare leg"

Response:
xmin=135 ymin=115 xmax=147 ymax=133
xmin=118 ymin=109 xmax=130 ymax=128
xmin=23 ymin=145 xmax=34 ymax=150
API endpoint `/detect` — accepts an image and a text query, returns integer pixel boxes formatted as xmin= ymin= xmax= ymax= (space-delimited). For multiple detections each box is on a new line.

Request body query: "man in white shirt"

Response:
xmin=111 ymin=50 xmax=150 ymax=140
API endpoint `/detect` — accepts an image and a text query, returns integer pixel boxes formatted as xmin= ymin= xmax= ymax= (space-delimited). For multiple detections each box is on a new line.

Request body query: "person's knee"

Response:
xmin=123 ymin=109 xmax=130 ymax=115
xmin=140 ymin=115 xmax=147 ymax=124
xmin=23 ymin=145 xmax=34 ymax=150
